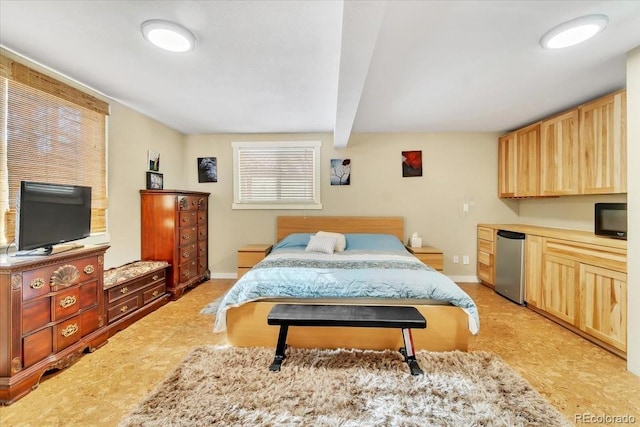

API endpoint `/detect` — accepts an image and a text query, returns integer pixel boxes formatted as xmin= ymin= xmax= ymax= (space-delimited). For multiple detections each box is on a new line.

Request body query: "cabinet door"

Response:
xmin=579 ymin=90 xmax=627 ymax=194
xmin=515 ymin=123 xmax=540 ymax=197
xmin=542 ymin=254 xmax=579 ymax=325
xmin=498 ymin=133 xmax=517 ymax=197
xmin=540 ymin=109 xmax=579 ymax=195
xmin=524 ymin=235 xmax=543 ymax=308
xmin=579 ymin=264 xmax=627 ymax=351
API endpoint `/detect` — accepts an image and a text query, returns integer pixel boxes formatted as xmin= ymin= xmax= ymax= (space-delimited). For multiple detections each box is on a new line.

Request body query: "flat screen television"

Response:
xmin=15 ymin=181 xmax=92 ymax=255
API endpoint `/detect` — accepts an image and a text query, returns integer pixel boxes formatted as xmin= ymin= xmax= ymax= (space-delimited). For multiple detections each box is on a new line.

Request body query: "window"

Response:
xmin=232 ymin=141 xmax=322 ymax=209
xmin=0 ymin=55 xmax=109 ymax=246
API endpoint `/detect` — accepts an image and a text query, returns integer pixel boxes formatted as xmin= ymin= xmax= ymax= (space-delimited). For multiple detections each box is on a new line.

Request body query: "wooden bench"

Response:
xmin=267 ymin=304 xmax=427 ymax=375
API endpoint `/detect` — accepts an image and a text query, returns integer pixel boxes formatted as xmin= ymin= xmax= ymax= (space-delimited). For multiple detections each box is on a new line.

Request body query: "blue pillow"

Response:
xmin=273 ymin=233 xmax=313 ymax=250
xmin=344 ymin=234 xmax=406 ymax=251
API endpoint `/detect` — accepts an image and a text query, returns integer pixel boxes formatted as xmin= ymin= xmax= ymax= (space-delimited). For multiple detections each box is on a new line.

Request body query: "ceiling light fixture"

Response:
xmin=141 ymin=19 xmax=196 ymax=53
xmin=540 ymin=14 xmax=608 ymax=49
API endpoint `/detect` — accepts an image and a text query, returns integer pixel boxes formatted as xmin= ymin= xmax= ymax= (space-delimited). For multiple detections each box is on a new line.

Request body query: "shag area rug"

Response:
xmin=119 ymin=346 xmax=570 ymax=427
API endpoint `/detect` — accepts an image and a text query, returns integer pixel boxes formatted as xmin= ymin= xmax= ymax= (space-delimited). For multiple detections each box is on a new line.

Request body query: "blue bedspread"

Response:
xmin=213 ymin=246 xmax=480 ymax=334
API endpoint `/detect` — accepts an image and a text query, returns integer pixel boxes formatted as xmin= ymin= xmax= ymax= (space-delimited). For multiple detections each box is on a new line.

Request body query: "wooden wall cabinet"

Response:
xmin=579 ymin=90 xmax=627 ymax=194
xmin=540 ymin=109 xmax=579 ymax=195
xmin=0 ymin=246 xmax=109 ymax=404
xmin=140 ymin=190 xmax=210 ymax=300
xmin=476 ymin=226 xmax=495 ymax=287
xmin=515 ymin=123 xmax=540 ymax=197
xmin=498 ymin=89 xmax=626 ymax=198
xmin=498 ymin=133 xmax=517 ymax=197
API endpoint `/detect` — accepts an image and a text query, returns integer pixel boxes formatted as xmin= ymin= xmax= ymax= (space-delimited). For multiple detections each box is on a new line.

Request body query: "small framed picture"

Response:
xmin=146 ymin=171 xmax=163 ymax=189
xmin=148 ymin=150 xmax=160 ymax=171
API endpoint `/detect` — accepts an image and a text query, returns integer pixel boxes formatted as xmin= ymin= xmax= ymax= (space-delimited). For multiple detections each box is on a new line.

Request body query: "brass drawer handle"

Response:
xmin=59 ymin=295 xmax=77 ymax=308
xmin=182 ymin=217 xmax=189 ymax=222
xmin=30 ymin=278 xmax=45 ymax=289
xmin=183 ymin=252 xmax=190 ymax=258
xmin=120 ymin=287 xmax=128 ymax=294
xmin=152 ymin=290 xmax=159 ymax=297
xmin=152 ymin=274 xmax=159 ymax=280
xmin=182 ymin=233 xmax=191 ymax=240
xmin=120 ymin=305 xmax=129 ymax=313
xmin=61 ymin=323 xmax=78 ymax=337
xmin=84 ymin=265 xmax=95 ymax=274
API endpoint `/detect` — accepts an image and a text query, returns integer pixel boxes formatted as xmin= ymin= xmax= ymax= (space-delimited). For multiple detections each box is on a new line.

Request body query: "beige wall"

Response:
xmin=626 ymin=46 xmax=639 ymax=375
xmin=184 ymin=132 xmax=520 ymax=278
xmin=105 ymin=103 xmax=185 ymax=269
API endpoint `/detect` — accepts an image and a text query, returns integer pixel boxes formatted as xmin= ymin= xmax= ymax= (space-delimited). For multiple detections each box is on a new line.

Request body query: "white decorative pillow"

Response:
xmin=315 ymin=231 xmax=346 ymax=252
xmin=305 ymin=235 xmax=338 ymax=254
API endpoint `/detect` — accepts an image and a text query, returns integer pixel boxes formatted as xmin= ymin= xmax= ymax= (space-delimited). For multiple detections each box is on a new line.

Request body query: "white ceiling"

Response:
xmin=1 ymin=0 xmax=639 ymax=147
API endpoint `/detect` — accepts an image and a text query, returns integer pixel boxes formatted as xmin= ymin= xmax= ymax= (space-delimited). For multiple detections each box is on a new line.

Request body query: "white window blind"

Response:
xmin=0 ymin=55 xmax=109 ymax=246
xmin=232 ymin=141 xmax=322 ymax=210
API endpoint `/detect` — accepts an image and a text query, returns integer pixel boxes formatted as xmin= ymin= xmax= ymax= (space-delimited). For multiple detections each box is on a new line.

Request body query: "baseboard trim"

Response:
xmin=448 ymin=275 xmax=480 ymax=283
xmin=210 ymin=272 xmax=238 ymax=279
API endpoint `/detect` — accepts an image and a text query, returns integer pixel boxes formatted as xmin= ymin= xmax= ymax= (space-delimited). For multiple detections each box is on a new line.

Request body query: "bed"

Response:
xmin=214 ymin=216 xmax=479 ymax=352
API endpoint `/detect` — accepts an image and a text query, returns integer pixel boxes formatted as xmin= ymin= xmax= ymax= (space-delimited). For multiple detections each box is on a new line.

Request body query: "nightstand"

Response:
xmin=237 ymin=244 xmax=273 ymax=279
xmin=407 ymin=245 xmax=444 ymax=271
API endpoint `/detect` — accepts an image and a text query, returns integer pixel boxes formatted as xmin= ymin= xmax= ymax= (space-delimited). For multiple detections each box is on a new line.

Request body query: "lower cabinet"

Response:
xmin=579 ymin=264 xmax=627 ymax=352
xmin=478 ymin=224 xmax=627 ymax=358
xmin=541 ymin=253 xmax=579 ymax=326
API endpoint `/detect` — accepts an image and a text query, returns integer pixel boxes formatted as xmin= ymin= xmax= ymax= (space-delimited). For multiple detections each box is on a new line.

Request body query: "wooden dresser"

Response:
xmin=0 ymin=245 xmax=109 ymax=404
xmin=140 ymin=190 xmax=210 ymax=300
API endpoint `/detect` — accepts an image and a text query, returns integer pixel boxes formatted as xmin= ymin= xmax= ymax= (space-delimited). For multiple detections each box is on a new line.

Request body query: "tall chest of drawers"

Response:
xmin=0 ymin=245 xmax=109 ymax=404
xmin=140 ymin=190 xmax=210 ymax=300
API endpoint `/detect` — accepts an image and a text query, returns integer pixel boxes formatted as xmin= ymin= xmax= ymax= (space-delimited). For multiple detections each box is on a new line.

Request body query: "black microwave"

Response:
xmin=595 ymin=203 xmax=627 ymax=240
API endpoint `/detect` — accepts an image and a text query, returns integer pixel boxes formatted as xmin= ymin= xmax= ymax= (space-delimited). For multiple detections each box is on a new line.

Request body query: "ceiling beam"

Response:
xmin=333 ymin=1 xmax=386 ymax=148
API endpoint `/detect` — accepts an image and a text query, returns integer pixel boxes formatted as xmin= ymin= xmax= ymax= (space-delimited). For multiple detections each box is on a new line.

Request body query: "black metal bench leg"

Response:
xmin=400 ymin=328 xmax=423 ymax=376
xmin=269 ymin=324 xmax=289 ymax=372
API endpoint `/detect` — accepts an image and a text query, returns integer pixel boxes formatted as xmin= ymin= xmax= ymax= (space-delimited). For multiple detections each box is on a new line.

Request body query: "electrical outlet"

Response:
xmin=453 ymin=255 xmax=459 ymax=264
xmin=462 ymin=255 xmax=470 ymax=265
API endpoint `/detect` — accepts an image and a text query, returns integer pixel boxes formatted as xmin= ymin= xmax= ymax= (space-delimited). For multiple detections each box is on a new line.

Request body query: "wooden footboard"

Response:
xmin=225 ymin=301 xmax=469 ymax=352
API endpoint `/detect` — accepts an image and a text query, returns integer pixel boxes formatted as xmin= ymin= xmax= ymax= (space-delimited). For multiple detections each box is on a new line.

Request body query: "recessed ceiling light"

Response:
xmin=540 ymin=14 xmax=608 ymax=49
xmin=141 ymin=19 xmax=196 ymax=53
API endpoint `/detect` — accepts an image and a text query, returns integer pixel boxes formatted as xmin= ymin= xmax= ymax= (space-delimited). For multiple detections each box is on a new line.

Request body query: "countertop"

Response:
xmin=478 ymin=224 xmax=627 ymax=249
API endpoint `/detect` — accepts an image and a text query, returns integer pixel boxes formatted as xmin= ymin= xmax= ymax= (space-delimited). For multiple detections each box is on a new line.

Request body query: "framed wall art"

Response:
xmin=146 ymin=171 xmax=163 ymax=189
xmin=197 ymin=157 xmax=218 ymax=183
xmin=402 ymin=150 xmax=422 ymax=177
xmin=330 ymin=158 xmax=351 ymax=185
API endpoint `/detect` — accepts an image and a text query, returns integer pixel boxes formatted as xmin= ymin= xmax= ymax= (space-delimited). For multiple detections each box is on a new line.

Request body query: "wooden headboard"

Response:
xmin=276 ymin=216 xmax=404 ymax=242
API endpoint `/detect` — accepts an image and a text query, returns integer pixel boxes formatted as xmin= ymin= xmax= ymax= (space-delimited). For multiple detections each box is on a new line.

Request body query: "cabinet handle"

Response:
xmin=30 ymin=278 xmax=45 ymax=289
xmin=152 ymin=275 xmax=159 ymax=280
xmin=183 ymin=252 xmax=190 ymax=258
xmin=182 ymin=217 xmax=189 ymax=223
xmin=152 ymin=290 xmax=159 ymax=297
xmin=120 ymin=305 xmax=129 ymax=313
xmin=61 ymin=323 xmax=78 ymax=338
xmin=182 ymin=233 xmax=190 ymax=240
xmin=84 ymin=265 xmax=95 ymax=274
xmin=120 ymin=287 xmax=128 ymax=294
xmin=59 ymin=295 xmax=77 ymax=308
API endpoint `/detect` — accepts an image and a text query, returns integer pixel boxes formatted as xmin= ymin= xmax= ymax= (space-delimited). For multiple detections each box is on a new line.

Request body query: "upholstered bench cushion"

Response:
xmin=104 ymin=260 xmax=169 ymax=289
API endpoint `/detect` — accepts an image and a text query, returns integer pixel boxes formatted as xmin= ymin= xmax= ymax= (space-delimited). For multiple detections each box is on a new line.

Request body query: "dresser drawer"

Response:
xmin=197 ymin=210 xmax=207 ymax=225
xmin=179 ymin=210 xmax=198 ymax=227
xmin=52 ymin=287 xmax=81 ymax=321
xmin=47 ymin=258 xmax=99 ymax=292
xmin=53 ymin=315 xmax=82 ymax=352
xmin=23 ymin=297 xmax=51 ymax=335
xmin=22 ymin=267 xmax=56 ymax=301
xmin=178 ymin=226 xmax=198 ymax=245
xmin=178 ymin=195 xmax=200 ymax=210
xmin=179 ymin=260 xmax=198 ymax=283
xmin=198 ymin=256 xmax=208 ymax=276
xmin=23 ymin=328 xmax=52 ymax=368
xmin=80 ymin=307 xmax=100 ymax=336
xmin=107 ymin=295 xmax=140 ymax=323
xmin=179 ymin=244 xmax=198 ymax=262
xmin=143 ymin=282 xmax=166 ymax=304
xmin=79 ymin=281 xmax=98 ymax=309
